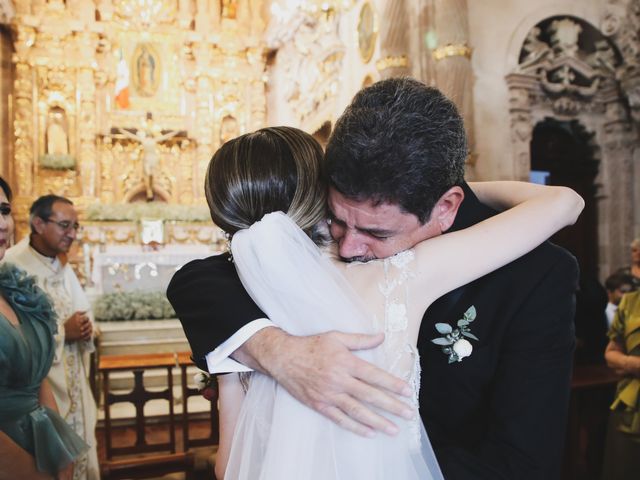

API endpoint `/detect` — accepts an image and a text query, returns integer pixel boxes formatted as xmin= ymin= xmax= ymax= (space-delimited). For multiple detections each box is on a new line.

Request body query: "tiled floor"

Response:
xmin=96 ymin=418 xmax=218 ymax=480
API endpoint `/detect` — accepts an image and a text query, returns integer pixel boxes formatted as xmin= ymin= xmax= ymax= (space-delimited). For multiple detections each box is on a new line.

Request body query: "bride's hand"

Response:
xmin=234 ymin=327 xmax=415 ymax=436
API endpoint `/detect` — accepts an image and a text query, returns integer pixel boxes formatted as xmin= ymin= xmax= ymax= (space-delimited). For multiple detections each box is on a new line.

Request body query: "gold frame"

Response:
xmin=357 ymin=2 xmax=378 ymax=64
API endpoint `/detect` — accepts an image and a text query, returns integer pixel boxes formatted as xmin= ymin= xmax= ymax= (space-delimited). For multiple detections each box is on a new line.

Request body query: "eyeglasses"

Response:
xmin=43 ymin=218 xmax=81 ymax=232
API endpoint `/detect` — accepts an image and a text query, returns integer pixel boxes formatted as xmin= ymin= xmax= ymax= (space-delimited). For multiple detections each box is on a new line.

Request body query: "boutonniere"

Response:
xmin=431 ymin=306 xmax=479 ymax=363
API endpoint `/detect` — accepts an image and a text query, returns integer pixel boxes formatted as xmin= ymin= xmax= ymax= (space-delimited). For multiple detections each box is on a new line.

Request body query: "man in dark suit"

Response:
xmin=168 ymin=78 xmax=578 ymax=479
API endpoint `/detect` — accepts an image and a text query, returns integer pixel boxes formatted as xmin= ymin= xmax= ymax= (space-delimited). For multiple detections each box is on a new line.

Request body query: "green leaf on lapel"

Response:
xmin=435 ymin=323 xmax=453 ymax=334
xmin=431 ymin=337 xmax=454 ymax=346
xmin=463 ymin=305 xmax=477 ymax=322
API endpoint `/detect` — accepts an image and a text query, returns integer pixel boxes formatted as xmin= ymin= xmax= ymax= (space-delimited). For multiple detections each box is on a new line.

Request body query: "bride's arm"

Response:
xmin=215 ymin=373 xmax=246 ymax=480
xmin=410 ymin=181 xmax=584 ymax=306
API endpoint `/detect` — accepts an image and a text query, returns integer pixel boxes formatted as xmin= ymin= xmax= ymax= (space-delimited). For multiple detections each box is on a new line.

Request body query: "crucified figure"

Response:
xmin=117 ymin=122 xmax=179 ymax=201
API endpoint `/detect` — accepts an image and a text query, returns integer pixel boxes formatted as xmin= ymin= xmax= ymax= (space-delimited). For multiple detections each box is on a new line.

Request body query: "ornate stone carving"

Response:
xmin=267 ymin=10 xmax=345 ymax=130
xmin=601 ymin=0 xmax=640 ymax=125
xmin=508 ymin=12 xmax=639 ymax=277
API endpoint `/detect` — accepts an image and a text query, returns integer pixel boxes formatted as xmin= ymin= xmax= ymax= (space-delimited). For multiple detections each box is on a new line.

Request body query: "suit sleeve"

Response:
xmin=436 ymin=252 xmax=579 ymax=480
xmin=166 ymin=256 xmax=266 ymax=371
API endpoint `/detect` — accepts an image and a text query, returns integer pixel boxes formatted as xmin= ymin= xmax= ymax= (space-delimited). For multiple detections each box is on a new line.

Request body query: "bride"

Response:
xmin=199 ymin=126 xmax=583 ymax=479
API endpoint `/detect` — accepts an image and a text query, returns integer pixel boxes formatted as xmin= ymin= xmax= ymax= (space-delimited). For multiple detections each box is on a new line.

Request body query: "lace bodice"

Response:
xmin=342 ymin=249 xmax=423 ymax=447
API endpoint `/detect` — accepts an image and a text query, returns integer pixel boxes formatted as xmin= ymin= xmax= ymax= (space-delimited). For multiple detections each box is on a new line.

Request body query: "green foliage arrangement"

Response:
xmin=94 ymin=290 xmax=176 ymax=321
xmin=39 ymin=154 xmax=77 ymax=170
xmin=85 ymin=202 xmax=211 ymax=222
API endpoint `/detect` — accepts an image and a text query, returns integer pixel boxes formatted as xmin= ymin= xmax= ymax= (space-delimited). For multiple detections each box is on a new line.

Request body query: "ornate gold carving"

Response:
xmin=9 ymin=0 xmax=269 ymax=237
xmin=375 ymin=55 xmax=409 ymax=71
xmin=432 ymin=44 xmax=472 ymax=61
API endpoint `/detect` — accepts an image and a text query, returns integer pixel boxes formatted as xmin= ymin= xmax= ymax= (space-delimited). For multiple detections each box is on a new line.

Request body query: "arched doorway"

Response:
xmin=530 ymin=118 xmax=599 ymax=277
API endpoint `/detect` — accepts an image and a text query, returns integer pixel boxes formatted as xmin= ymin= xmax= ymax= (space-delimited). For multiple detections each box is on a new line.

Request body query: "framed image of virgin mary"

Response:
xmin=131 ymin=43 xmax=161 ymax=97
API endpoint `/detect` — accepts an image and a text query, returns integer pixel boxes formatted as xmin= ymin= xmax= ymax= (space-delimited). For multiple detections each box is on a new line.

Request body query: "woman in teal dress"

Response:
xmin=0 ymin=177 xmax=87 ymax=480
xmin=602 ymin=289 xmax=640 ymax=480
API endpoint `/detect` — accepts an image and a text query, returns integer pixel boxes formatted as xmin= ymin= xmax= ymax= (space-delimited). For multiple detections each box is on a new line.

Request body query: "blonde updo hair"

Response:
xmin=205 ymin=126 xmax=328 ymax=242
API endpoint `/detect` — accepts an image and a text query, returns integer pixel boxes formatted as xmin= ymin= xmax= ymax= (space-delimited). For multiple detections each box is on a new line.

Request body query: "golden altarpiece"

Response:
xmin=9 ymin=0 xmax=268 ymax=283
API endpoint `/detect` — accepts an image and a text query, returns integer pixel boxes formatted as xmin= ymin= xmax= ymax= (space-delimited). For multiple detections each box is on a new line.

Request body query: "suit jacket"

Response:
xmin=167 ymin=183 xmax=579 ymax=479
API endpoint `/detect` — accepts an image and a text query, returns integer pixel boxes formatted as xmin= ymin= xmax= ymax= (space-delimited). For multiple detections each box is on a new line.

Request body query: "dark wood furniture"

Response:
xmin=99 ymin=351 xmax=198 ymax=479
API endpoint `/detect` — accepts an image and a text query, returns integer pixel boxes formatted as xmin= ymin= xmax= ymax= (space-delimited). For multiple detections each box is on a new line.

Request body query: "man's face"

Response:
xmin=327 ymin=188 xmax=441 ymax=262
xmin=38 ymin=201 xmax=79 ymax=254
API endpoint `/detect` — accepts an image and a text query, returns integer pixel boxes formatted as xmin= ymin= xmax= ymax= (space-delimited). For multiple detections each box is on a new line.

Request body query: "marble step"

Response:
xmin=97 ymin=319 xmax=186 ymax=343
xmin=97 ymin=319 xmax=191 ymax=356
xmin=99 ymin=337 xmax=190 ymax=356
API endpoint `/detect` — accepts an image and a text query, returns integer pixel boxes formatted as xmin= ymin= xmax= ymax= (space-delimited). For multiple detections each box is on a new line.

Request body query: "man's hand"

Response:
xmin=233 ymin=327 xmax=414 ymax=437
xmin=64 ymin=311 xmax=92 ymax=342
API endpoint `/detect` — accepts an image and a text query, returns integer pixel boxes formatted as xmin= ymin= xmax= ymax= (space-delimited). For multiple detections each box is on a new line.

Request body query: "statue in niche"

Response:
xmin=117 ymin=113 xmax=179 ymax=201
xmin=219 ymin=115 xmax=239 ymax=144
xmin=132 ymin=43 xmax=160 ymax=97
xmin=46 ymin=107 xmax=69 ymax=156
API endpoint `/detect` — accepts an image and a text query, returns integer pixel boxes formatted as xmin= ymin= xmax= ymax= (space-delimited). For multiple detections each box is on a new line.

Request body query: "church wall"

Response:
xmin=467 ymin=0 xmax=605 ymax=180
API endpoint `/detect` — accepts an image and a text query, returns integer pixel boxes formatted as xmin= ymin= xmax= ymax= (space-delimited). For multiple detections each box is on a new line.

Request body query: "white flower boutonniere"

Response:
xmin=431 ymin=306 xmax=479 ymax=363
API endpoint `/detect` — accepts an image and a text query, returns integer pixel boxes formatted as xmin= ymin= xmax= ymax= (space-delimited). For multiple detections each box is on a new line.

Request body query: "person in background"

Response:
xmin=602 ymin=288 xmax=640 ymax=480
xmin=604 ymin=272 xmax=636 ymax=328
xmin=615 ymin=238 xmax=640 ymax=289
xmin=4 ymin=195 xmax=99 ymax=480
xmin=0 ymin=179 xmax=86 ymax=480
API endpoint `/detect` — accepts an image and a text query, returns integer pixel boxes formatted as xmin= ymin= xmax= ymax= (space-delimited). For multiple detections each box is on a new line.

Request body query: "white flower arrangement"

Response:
xmin=93 ymin=290 xmax=176 ymax=321
xmin=39 ymin=154 xmax=77 ymax=170
xmin=431 ymin=306 xmax=479 ymax=363
xmin=85 ymin=202 xmax=211 ymax=222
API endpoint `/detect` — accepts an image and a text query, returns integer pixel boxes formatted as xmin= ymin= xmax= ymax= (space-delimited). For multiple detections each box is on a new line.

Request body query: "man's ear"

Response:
xmin=430 ymin=186 xmax=464 ymax=233
xmin=31 ymin=217 xmax=46 ymax=235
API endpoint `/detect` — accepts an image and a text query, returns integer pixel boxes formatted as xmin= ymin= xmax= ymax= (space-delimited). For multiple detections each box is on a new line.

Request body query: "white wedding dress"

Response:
xmin=225 ymin=212 xmax=443 ymax=480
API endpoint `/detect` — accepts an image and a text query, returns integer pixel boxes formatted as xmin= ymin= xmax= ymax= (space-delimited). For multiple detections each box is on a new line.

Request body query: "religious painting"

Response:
xmin=131 ymin=43 xmax=161 ymax=98
xmin=357 ymin=2 xmax=377 ymax=63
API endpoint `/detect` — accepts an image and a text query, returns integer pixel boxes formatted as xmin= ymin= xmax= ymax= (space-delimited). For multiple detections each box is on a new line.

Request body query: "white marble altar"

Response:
xmin=91 ymin=244 xmax=220 ymax=294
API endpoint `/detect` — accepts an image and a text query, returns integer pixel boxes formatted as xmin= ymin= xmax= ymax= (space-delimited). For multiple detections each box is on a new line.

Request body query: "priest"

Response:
xmin=5 ymin=195 xmax=99 ymax=480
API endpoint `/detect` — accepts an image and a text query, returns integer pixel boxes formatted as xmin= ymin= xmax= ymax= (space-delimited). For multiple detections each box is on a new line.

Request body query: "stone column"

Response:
xmin=505 ymin=73 xmax=536 ymax=181
xmin=431 ymin=0 xmax=475 ymax=165
xmin=376 ymin=0 xmax=411 ymax=79
xmin=600 ymin=95 xmax=637 ymax=274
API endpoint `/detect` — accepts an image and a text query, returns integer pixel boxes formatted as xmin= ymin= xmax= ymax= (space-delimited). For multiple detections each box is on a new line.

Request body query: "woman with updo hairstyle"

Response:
xmin=205 ymin=126 xmax=328 ymax=244
xmin=170 ymin=127 xmax=584 ymax=480
xmin=0 ymin=177 xmax=86 ymax=480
